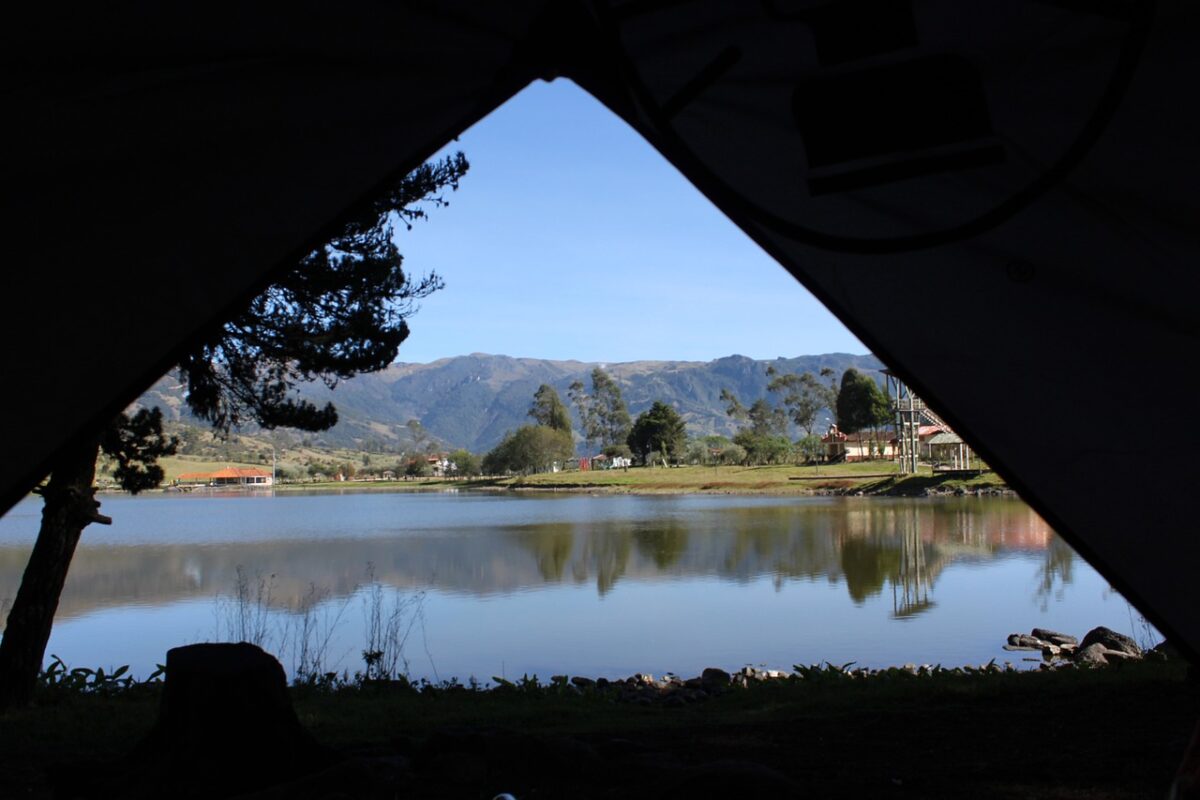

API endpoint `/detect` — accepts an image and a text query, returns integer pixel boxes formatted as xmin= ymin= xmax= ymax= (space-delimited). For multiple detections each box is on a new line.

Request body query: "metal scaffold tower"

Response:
xmin=883 ymin=370 xmax=950 ymax=474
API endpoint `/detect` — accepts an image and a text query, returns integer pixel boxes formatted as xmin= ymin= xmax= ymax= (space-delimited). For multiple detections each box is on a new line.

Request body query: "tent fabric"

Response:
xmin=3 ymin=1 xmax=1199 ymax=656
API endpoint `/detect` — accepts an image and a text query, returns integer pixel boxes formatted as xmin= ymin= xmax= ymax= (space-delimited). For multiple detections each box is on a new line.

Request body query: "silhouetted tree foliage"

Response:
xmin=99 ymin=408 xmax=179 ymax=493
xmin=627 ymin=401 xmax=687 ymax=465
xmin=528 ymin=384 xmax=572 ymax=434
xmin=181 ymin=154 xmax=465 ymax=434
xmin=0 ymin=153 xmax=468 ymax=710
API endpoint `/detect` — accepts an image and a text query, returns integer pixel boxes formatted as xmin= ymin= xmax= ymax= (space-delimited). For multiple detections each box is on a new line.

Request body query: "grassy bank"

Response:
xmin=137 ymin=455 xmax=1008 ymax=498
xmin=261 ymin=463 xmax=1009 ymax=497
xmin=2 ymin=661 xmax=1192 ymax=798
xmin=474 ymin=463 xmax=1004 ymax=496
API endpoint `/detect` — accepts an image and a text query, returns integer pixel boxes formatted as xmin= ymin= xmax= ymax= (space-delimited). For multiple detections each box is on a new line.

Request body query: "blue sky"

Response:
xmin=394 ymin=79 xmax=866 ymax=364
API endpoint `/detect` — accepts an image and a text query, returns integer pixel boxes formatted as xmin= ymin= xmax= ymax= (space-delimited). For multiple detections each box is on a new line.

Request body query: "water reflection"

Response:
xmin=1034 ymin=535 xmax=1076 ymax=610
xmin=0 ymin=495 xmax=1055 ymax=624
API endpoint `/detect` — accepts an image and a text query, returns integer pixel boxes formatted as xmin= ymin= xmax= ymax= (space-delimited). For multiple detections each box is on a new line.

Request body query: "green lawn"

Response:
xmin=484 ymin=462 xmax=1008 ymax=496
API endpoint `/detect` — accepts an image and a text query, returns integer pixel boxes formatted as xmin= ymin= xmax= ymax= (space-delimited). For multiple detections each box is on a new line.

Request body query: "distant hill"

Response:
xmin=139 ymin=352 xmax=884 ymax=453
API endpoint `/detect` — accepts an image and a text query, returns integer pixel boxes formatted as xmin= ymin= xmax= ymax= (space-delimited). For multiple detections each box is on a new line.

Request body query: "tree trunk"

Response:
xmin=0 ymin=439 xmax=107 ymax=710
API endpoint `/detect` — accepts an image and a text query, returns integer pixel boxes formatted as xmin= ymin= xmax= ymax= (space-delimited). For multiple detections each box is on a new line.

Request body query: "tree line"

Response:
xmin=715 ymin=366 xmax=891 ymax=465
xmin=482 ymin=368 xmax=689 ymax=474
xmin=479 ymin=364 xmax=894 ymax=475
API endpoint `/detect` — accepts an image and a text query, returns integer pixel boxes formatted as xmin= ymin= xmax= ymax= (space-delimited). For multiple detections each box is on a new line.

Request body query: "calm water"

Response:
xmin=0 ymin=491 xmax=1141 ymax=681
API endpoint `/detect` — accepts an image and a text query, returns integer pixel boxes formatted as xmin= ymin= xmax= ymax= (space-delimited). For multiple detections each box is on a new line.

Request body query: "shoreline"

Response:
xmin=135 ymin=463 xmax=1013 ymax=500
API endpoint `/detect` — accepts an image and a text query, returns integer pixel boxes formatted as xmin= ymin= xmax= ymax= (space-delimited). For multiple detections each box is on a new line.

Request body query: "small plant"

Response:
xmin=360 ymin=563 xmax=426 ymax=682
xmin=38 ymin=655 xmax=136 ymax=696
xmin=289 ymin=582 xmax=352 ymax=684
xmin=214 ymin=566 xmax=279 ymax=648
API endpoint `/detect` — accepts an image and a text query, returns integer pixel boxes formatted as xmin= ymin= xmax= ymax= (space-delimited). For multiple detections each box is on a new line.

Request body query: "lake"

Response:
xmin=0 ymin=491 xmax=1146 ymax=682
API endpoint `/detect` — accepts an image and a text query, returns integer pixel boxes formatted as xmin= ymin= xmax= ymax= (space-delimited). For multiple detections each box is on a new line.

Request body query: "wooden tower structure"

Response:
xmin=885 ymin=370 xmax=924 ymax=474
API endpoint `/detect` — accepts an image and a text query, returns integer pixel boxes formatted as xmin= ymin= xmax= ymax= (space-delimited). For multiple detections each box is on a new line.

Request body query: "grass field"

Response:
xmin=480 ymin=462 xmax=1009 ymax=496
xmin=143 ymin=457 xmax=1008 ymax=498
xmin=249 ymin=462 xmax=1012 ymax=497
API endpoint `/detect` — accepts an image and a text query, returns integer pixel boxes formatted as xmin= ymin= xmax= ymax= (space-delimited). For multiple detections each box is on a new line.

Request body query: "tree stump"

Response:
xmin=63 ymin=643 xmax=337 ymax=798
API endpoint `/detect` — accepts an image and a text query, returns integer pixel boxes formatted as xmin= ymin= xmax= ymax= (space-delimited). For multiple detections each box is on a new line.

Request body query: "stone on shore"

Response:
xmin=1075 ymin=643 xmax=1111 ymax=667
xmin=700 ymin=667 xmax=731 ymax=690
xmin=1032 ymin=628 xmax=1079 ymax=646
xmin=1008 ymin=633 xmax=1052 ymax=649
xmin=1150 ymin=640 xmax=1181 ymax=661
xmin=1079 ymin=626 xmax=1143 ymax=659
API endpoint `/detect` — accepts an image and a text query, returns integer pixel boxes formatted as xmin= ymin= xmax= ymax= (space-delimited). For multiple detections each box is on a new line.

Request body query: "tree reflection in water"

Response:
xmin=1034 ymin=535 xmax=1075 ymax=611
xmin=0 ymin=496 xmax=1061 ymax=622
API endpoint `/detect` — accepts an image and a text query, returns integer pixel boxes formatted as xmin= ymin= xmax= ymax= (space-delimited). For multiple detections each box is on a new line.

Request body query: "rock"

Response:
xmin=1100 ymin=648 xmax=1139 ymax=662
xmin=1151 ymin=640 xmax=1181 ymax=661
xmin=1075 ymin=643 xmax=1110 ymax=667
xmin=1041 ymin=644 xmax=1062 ymax=659
xmin=570 ymin=676 xmax=595 ymax=689
xmin=1007 ymin=633 xmax=1051 ymax=649
xmin=700 ymin=667 xmax=730 ymax=689
xmin=1079 ymin=626 xmax=1143 ymax=658
xmin=1032 ymin=628 xmax=1078 ymax=646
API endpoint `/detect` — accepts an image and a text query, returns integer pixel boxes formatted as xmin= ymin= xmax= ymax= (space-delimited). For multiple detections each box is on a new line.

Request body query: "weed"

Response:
xmin=214 ymin=566 xmax=278 ymax=648
xmin=289 ymin=582 xmax=352 ymax=684
xmin=1126 ymin=601 xmax=1162 ymax=651
xmin=39 ymin=655 xmax=136 ymax=696
xmin=360 ymin=562 xmax=426 ymax=681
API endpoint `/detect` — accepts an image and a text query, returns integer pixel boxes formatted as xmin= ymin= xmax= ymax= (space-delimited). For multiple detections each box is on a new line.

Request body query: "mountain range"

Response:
xmin=139 ymin=352 xmax=883 ymax=453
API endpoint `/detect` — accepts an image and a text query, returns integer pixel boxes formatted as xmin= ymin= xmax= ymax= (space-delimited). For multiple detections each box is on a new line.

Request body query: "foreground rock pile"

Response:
xmin=1003 ymin=625 xmax=1172 ymax=668
xmin=547 ymin=666 xmax=791 ymax=707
